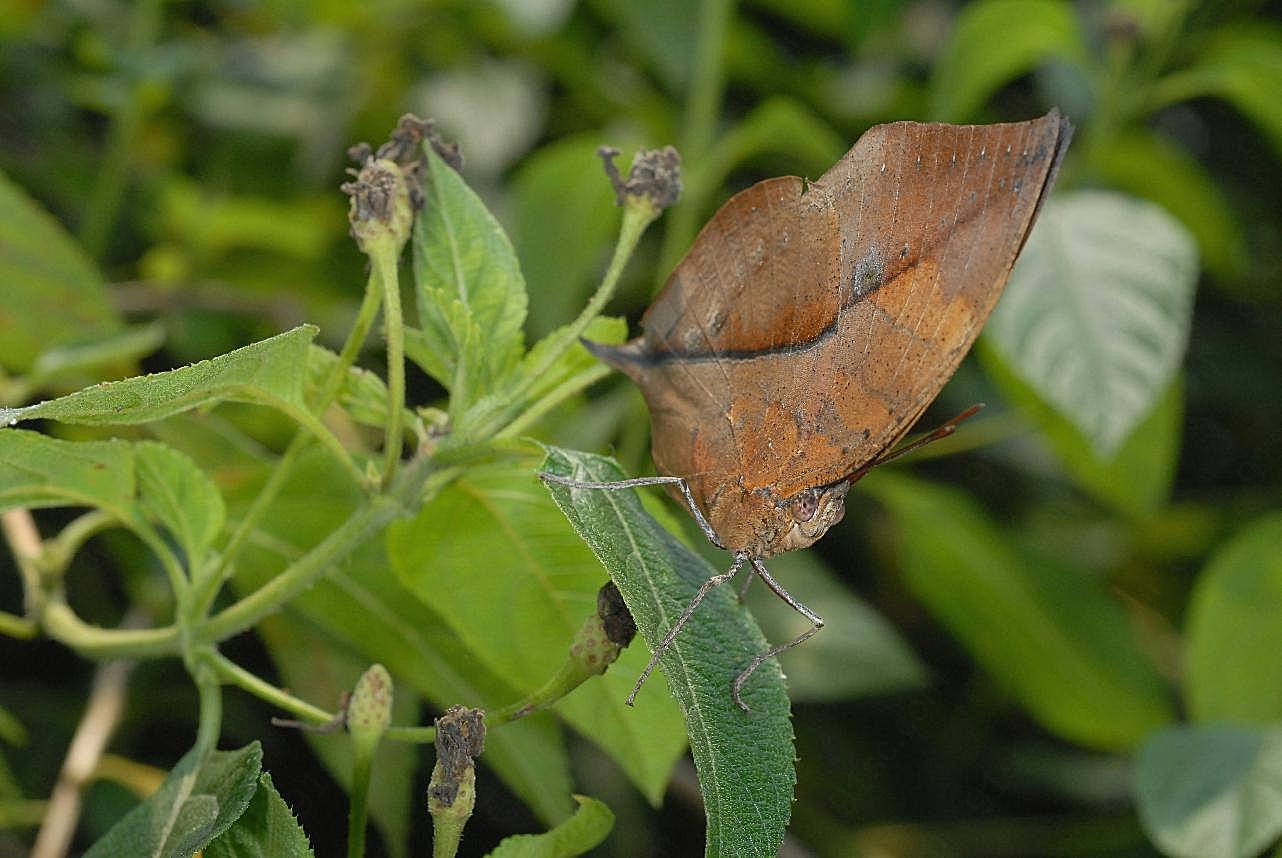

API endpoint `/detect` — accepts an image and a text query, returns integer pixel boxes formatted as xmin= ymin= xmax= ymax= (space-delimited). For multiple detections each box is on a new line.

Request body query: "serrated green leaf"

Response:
xmin=1136 ymin=725 xmax=1282 ymax=858
xmin=930 ymin=0 xmax=1088 ymax=120
xmin=305 ymin=344 xmax=416 ymax=433
xmin=986 ymin=190 xmax=1198 ymax=457
xmin=1092 ymin=129 xmax=1245 ymax=280
xmin=387 ymin=458 xmax=686 ymax=804
xmin=84 ymin=742 xmax=262 ymax=858
xmin=135 ymin=442 xmax=225 ymax=572
xmin=227 ymin=447 xmax=575 ymax=826
xmin=0 ymin=170 xmax=121 ymax=374
xmin=1157 ymin=24 xmax=1282 ymax=161
xmin=0 ymin=433 xmax=223 ymax=570
xmin=0 ymin=325 xmax=318 ymax=430
xmin=512 ymin=137 xmax=622 ymax=341
xmin=1186 ymin=512 xmax=1282 ymax=723
xmin=485 ymin=795 xmax=614 ymax=858
xmin=863 ymin=470 xmax=1174 ymax=750
xmin=412 ymin=146 xmax=528 ymax=406
xmin=980 ymin=343 xmax=1183 ymax=516
xmin=204 ymin=772 xmax=314 ymax=858
xmin=540 ymin=446 xmax=794 ymax=858
xmin=746 ymin=551 xmax=927 ymax=703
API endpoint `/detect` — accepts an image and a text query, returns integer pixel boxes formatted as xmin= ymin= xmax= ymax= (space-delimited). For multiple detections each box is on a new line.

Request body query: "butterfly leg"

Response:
xmin=736 ymin=566 xmax=755 ymax=601
xmin=731 ymin=557 xmax=825 ymax=712
xmin=625 ymin=552 xmax=748 ymax=706
xmin=539 ymin=471 xmax=725 ymax=549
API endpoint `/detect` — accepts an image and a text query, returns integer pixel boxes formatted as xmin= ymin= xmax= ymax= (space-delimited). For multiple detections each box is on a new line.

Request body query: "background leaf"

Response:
xmin=485 ymin=795 xmax=615 ymax=858
xmin=1136 ymin=725 xmax=1282 ymax=858
xmin=83 ymin=742 xmax=262 ymax=858
xmin=541 ymin=446 xmax=795 ymax=858
xmin=863 ymin=471 xmax=1174 ymax=750
xmin=0 ymin=170 xmax=121 ymax=374
xmin=204 ymin=772 xmax=314 ymax=858
xmin=1185 ymin=512 xmax=1282 ymax=723
xmin=985 ymin=190 xmax=1198 ymax=457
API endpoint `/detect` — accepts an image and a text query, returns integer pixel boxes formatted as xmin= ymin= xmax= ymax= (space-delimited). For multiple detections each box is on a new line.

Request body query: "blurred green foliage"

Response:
xmin=2 ymin=0 xmax=1282 ymax=856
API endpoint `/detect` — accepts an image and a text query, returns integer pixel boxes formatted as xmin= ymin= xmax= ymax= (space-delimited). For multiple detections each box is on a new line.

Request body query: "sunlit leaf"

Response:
xmin=204 ymin=772 xmax=314 ymax=858
xmin=1136 ymin=725 xmax=1282 ymax=858
xmin=387 ymin=458 xmax=686 ymax=804
xmin=986 ymin=190 xmax=1198 ymax=457
xmin=1186 ymin=512 xmax=1282 ymax=723
xmin=541 ymin=446 xmax=794 ymax=858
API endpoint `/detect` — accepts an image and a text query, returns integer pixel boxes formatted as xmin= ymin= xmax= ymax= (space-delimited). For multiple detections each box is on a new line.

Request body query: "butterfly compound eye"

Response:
xmin=790 ymin=490 xmax=819 ymax=523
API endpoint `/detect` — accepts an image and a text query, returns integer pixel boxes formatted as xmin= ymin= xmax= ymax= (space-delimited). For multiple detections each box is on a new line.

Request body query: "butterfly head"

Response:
xmin=711 ymin=481 xmax=850 ymax=558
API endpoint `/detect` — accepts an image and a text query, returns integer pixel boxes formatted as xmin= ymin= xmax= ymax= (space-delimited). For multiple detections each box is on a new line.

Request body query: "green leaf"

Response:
xmin=1136 ymin=725 xmax=1282 ymax=858
xmin=512 ymin=137 xmax=622 ymax=341
xmin=540 ymin=446 xmax=795 ymax=858
xmin=20 ymin=322 xmax=166 ymax=399
xmin=0 ymin=170 xmax=121 ymax=374
xmin=981 ymin=343 xmax=1184 ymax=516
xmin=135 ymin=442 xmax=226 ymax=571
xmin=84 ymin=742 xmax=262 ymax=858
xmin=1185 ymin=512 xmax=1282 ymax=723
xmin=228 ymin=447 xmax=575 ymax=826
xmin=985 ymin=190 xmax=1199 ymax=458
xmin=204 ymin=772 xmax=315 ymax=858
xmin=863 ymin=471 xmax=1174 ymax=750
xmin=305 ymin=344 xmax=416 ymax=433
xmin=411 ymin=146 xmax=528 ymax=407
xmin=746 ymin=551 xmax=927 ymax=703
xmin=1091 ymin=129 xmax=1246 ymax=280
xmin=485 ymin=795 xmax=615 ymax=858
xmin=1157 ymin=24 xmax=1282 ymax=162
xmin=387 ymin=458 xmax=687 ymax=804
xmin=0 ymin=432 xmax=223 ymax=568
xmin=0 ymin=325 xmax=319 ymax=430
xmin=930 ymin=0 xmax=1088 ymax=121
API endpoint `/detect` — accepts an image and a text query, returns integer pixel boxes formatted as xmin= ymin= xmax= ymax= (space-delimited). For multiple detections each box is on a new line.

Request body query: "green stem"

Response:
xmin=385 ymin=725 xmax=436 ymax=743
xmin=475 ymin=200 xmax=658 ymax=440
xmin=347 ymin=748 xmax=374 ymax=858
xmin=0 ymin=611 xmax=35 ymax=639
xmin=79 ymin=0 xmax=164 ymax=260
xmin=496 ymin=365 xmax=611 ymax=440
xmin=199 ymin=272 xmax=385 ymax=616
xmin=374 ymin=246 xmax=406 ymax=487
xmin=191 ymin=655 xmax=223 ymax=758
xmin=210 ymin=652 xmax=335 ymax=725
xmin=44 ymin=510 xmax=117 ymax=574
xmin=41 ymin=601 xmax=180 ymax=659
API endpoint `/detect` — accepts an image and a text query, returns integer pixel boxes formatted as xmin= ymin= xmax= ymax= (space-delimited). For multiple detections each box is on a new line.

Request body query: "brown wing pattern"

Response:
xmin=589 ymin=110 xmax=1071 ymax=511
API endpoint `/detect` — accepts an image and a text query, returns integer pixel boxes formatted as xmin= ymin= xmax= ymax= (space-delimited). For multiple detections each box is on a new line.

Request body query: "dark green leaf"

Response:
xmin=512 ymin=137 xmax=621 ymax=341
xmin=0 ymin=170 xmax=121 ymax=374
xmin=1186 ymin=512 xmax=1282 ymax=723
xmin=985 ymin=191 xmax=1198 ymax=458
xmin=411 ymin=146 xmax=528 ymax=406
xmin=0 ymin=325 xmax=319 ymax=430
xmin=135 ymin=442 xmax=226 ymax=571
xmin=746 ymin=551 xmax=927 ymax=703
xmin=205 ymin=772 xmax=315 ymax=858
xmin=541 ymin=446 xmax=794 ymax=858
xmin=485 ymin=795 xmax=615 ymax=858
xmin=930 ymin=0 xmax=1088 ymax=120
xmin=863 ymin=471 xmax=1174 ymax=750
xmin=1136 ymin=725 xmax=1282 ymax=858
xmin=387 ymin=458 xmax=687 ymax=804
xmin=1092 ymin=129 xmax=1246 ymax=280
xmin=83 ymin=742 xmax=262 ymax=858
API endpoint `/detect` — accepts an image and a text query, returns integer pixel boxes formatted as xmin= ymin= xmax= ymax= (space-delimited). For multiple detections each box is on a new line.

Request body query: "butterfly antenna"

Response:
xmin=846 ymin=403 xmax=985 ymax=485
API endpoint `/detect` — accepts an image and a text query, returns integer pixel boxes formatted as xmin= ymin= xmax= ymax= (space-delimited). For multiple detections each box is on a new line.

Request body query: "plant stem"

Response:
xmin=385 ymin=725 xmax=436 ymax=743
xmin=375 ymin=246 xmax=406 ymax=487
xmin=41 ymin=601 xmax=180 ymax=659
xmin=0 ymin=611 xmax=35 ymax=638
xmin=210 ymin=652 xmax=335 ymax=725
xmin=496 ymin=365 xmax=611 ymax=440
xmin=191 ymin=656 xmax=223 ymax=758
xmin=347 ymin=748 xmax=374 ymax=858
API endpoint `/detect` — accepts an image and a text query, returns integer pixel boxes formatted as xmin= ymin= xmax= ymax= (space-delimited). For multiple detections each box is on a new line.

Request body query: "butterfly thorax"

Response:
xmin=707 ymin=481 xmax=850 ymax=558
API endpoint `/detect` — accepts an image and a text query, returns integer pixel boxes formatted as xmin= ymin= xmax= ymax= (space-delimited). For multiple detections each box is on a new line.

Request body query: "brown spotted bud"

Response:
xmin=428 ymin=706 xmax=486 ymax=855
xmin=341 ymin=157 xmax=413 ymax=257
xmin=598 ymin=145 xmax=682 ymax=213
xmin=346 ymin=664 xmax=393 ymax=757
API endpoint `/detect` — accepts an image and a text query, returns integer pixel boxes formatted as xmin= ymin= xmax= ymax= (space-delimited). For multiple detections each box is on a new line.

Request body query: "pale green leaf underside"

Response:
xmin=1136 ymin=725 xmax=1282 ymax=858
xmin=540 ymin=446 xmax=794 ymax=858
xmin=485 ymin=795 xmax=615 ymax=858
xmin=986 ymin=190 xmax=1198 ymax=457
xmin=84 ymin=742 xmax=262 ymax=858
